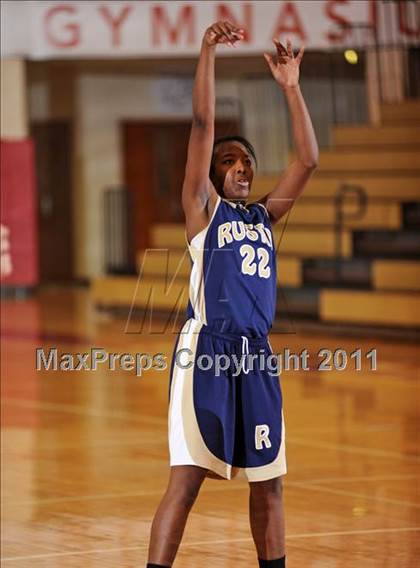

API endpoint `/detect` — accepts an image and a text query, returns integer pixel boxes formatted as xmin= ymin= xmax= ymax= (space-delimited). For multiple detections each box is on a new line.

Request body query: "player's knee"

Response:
xmin=250 ymin=476 xmax=283 ymax=504
xmin=168 ymin=481 xmax=201 ymax=509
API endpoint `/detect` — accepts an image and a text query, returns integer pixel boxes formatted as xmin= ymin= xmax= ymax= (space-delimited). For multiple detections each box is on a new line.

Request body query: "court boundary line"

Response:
xmin=292 ymin=481 xmax=420 ymax=510
xmin=1 ymin=397 xmax=166 ymax=425
xmin=288 ymin=436 xmax=420 ymax=462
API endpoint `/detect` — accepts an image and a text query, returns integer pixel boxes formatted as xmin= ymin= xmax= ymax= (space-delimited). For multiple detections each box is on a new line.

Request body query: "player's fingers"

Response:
xmin=211 ymin=23 xmax=228 ymax=43
xmin=225 ymin=21 xmax=244 ymax=37
xmin=264 ymin=53 xmax=277 ymax=73
xmin=286 ymin=39 xmax=293 ymax=58
xmin=219 ymin=21 xmax=237 ymax=44
xmin=273 ymin=39 xmax=288 ymax=56
xmin=213 ymin=23 xmax=227 ymax=36
xmin=231 ymin=30 xmax=245 ymax=42
xmin=227 ymin=30 xmax=245 ymax=45
xmin=208 ymin=24 xmax=221 ymax=40
xmin=296 ymin=45 xmax=305 ymax=63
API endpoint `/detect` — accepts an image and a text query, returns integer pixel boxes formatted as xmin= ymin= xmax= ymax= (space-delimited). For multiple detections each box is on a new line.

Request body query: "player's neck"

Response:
xmin=225 ymin=198 xmax=247 ymax=206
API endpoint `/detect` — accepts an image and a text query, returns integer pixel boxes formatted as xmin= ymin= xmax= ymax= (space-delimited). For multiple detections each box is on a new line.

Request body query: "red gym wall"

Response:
xmin=1 ymin=139 xmax=39 ymax=286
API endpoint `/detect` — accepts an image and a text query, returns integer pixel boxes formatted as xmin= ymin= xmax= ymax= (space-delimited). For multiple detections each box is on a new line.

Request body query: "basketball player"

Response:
xmin=147 ymin=21 xmax=318 ymax=568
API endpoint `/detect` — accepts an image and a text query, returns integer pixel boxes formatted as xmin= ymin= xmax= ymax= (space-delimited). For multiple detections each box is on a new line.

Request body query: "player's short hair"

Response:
xmin=210 ymin=135 xmax=257 ymax=178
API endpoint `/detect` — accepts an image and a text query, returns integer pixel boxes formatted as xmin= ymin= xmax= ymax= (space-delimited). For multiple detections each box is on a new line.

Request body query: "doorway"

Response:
xmin=32 ymin=121 xmax=74 ymax=283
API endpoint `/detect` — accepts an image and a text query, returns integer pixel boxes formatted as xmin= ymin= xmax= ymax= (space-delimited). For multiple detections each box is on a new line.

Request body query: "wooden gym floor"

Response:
xmin=1 ymin=287 xmax=419 ymax=567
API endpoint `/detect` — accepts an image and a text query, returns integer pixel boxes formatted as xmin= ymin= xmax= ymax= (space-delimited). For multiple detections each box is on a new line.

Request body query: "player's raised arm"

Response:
xmin=182 ymin=22 xmax=244 ymax=238
xmin=258 ymin=39 xmax=319 ymax=225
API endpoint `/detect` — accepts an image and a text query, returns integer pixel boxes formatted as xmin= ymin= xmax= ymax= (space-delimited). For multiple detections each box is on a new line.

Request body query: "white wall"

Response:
xmin=29 ymin=81 xmax=50 ymax=121
xmin=1 ymin=58 xmax=28 ymax=139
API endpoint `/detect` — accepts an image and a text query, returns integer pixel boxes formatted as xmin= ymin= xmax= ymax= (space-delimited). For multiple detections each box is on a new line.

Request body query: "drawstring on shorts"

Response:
xmin=199 ymin=323 xmax=267 ymax=377
xmin=241 ymin=335 xmax=250 ymax=375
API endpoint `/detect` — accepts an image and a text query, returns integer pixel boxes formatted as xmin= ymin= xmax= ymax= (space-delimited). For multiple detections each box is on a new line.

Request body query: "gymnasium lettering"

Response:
xmin=4 ymin=1 xmax=418 ymax=59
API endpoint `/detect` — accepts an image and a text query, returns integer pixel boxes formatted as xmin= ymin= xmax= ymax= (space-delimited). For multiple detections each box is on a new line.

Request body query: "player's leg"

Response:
xmin=249 ymin=475 xmax=286 ymax=566
xmin=147 ymin=464 xmax=208 ymax=567
xmin=244 ymin=338 xmax=286 ymax=565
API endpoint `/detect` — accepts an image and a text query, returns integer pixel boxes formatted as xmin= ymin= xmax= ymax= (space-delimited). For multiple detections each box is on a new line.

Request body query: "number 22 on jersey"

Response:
xmin=240 ymin=244 xmax=271 ymax=279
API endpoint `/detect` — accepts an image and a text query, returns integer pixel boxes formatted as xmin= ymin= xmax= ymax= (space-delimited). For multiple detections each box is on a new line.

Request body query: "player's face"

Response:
xmin=212 ymin=142 xmax=254 ymax=200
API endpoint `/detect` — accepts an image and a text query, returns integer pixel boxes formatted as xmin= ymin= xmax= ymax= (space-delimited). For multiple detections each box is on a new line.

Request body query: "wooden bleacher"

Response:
xmin=92 ymin=100 xmax=420 ymax=332
xmin=92 ymin=275 xmax=188 ymax=310
xmin=380 ymin=100 xmax=420 ymax=124
xmin=285 ymin=200 xmax=401 ymax=229
xmin=332 ymin=125 xmax=420 ymax=147
xmin=372 ymin=260 xmax=420 ymax=292
xmin=289 ymin=149 xmax=420 ymax=173
xmin=320 ymin=290 xmax=420 ymax=327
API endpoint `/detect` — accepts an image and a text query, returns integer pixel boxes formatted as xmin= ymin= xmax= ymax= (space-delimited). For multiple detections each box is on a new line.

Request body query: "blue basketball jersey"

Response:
xmin=185 ymin=194 xmax=277 ymax=337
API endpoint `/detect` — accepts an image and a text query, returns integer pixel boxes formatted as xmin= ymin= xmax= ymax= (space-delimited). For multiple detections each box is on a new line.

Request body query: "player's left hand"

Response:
xmin=264 ymin=39 xmax=304 ymax=89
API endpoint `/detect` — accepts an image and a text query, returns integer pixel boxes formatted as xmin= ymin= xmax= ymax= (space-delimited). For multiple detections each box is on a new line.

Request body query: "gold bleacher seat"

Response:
xmin=276 ymin=257 xmax=302 ymax=287
xmin=289 ymin=150 xmax=420 ymax=173
xmin=150 ymin=225 xmax=190 ymax=249
xmin=92 ymin=275 xmax=188 ymax=310
xmin=372 ymin=260 xmax=420 ymax=292
xmin=285 ymin=200 xmax=400 ymax=229
xmin=320 ymin=289 xmax=420 ymax=327
xmin=381 ymin=100 xmax=420 ymax=124
xmin=272 ymin=226 xmax=352 ymax=257
xmin=332 ymin=125 xmax=420 ymax=147
xmin=137 ymin=249 xmax=191 ymax=279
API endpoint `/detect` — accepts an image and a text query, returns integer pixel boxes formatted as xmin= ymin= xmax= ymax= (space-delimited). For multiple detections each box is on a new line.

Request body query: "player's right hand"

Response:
xmin=203 ymin=21 xmax=244 ymax=47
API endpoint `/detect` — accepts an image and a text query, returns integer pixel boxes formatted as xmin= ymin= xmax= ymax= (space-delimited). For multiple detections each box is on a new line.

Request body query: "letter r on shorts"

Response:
xmin=255 ymin=424 xmax=272 ymax=450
